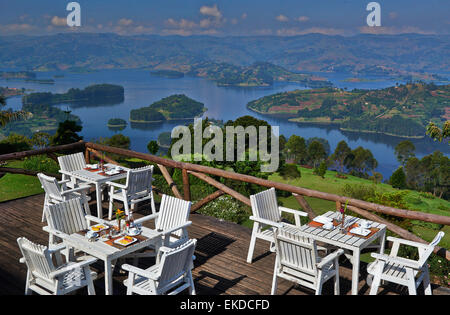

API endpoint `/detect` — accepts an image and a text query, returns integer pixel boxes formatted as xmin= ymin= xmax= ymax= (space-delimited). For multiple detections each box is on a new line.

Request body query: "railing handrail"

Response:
xmin=83 ymin=142 xmax=450 ymax=226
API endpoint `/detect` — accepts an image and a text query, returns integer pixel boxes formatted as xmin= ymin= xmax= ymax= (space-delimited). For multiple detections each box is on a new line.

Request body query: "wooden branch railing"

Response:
xmin=0 ymin=140 xmax=449 ymax=260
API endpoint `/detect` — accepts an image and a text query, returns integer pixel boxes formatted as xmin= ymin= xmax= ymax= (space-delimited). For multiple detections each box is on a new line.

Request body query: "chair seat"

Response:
xmin=55 ymin=262 xmax=98 ymax=291
xmin=367 ymin=260 xmax=417 ymax=281
xmin=123 ymin=265 xmax=160 ymax=293
xmin=110 ymin=190 xmax=150 ymax=202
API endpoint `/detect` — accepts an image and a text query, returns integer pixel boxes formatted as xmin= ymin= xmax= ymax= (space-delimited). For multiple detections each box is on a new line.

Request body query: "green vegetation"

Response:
xmin=23 ymin=84 xmax=124 ymax=106
xmin=248 ymin=83 xmax=450 ymax=138
xmin=185 ymin=61 xmax=332 ymax=88
xmin=150 ymin=70 xmax=184 ymax=79
xmin=130 ymin=94 xmax=206 ymax=123
xmin=107 ymin=118 xmax=127 ymax=127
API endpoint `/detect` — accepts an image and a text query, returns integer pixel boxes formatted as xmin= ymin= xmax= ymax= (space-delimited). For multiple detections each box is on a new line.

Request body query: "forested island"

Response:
xmin=130 ymin=94 xmax=206 ymax=123
xmin=153 ymin=62 xmax=332 ymax=88
xmin=22 ymin=84 xmax=124 ymax=106
xmin=247 ymin=82 xmax=450 ymax=138
xmin=107 ymin=118 xmax=127 ymax=127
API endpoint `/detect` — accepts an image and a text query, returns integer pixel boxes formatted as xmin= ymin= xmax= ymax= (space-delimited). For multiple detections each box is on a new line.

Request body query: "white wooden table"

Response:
xmin=63 ymin=226 xmax=162 ymax=295
xmin=293 ymin=211 xmax=387 ymax=295
xmin=60 ymin=164 xmax=129 ymax=219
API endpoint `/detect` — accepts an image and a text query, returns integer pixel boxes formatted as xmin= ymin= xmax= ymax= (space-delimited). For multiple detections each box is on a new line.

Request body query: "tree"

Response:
xmin=330 ymin=140 xmax=352 ymax=174
xmin=0 ymin=132 xmax=32 ymax=153
xmin=279 ymin=163 xmax=301 ymax=180
xmin=284 ymin=135 xmax=306 ymax=164
xmin=103 ymin=134 xmax=130 ymax=150
xmin=427 ymin=121 xmax=450 ymax=144
xmin=51 ymin=120 xmax=83 ymax=146
xmin=31 ymin=132 xmax=51 ymax=149
xmin=147 ymin=140 xmax=159 ymax=155
xmin=314 ymin=161 xmax=328 ymax=178
xmin=306 ymin=137 xmax=330 ymax=155
xmin=395 ymin=140 xmax=415 ymax=166
xmin=307 ymin=140 xmax=327 ymax=168
xmin=347 ymin=146 xmax=378 ymax=178
xmin=370 ymin=172 xmax=383 ymax=184
xmin=404 ymin=157 xmax=424 ymax=190
xmin=390 ymin=167 xmax=407 ymax=189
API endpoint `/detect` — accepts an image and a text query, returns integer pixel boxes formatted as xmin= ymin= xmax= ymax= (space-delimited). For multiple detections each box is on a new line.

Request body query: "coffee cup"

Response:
xmin=360 ymin=220 xmax=370 ymax=229
xmin=323 ymin=222 xmax=333 ymax=230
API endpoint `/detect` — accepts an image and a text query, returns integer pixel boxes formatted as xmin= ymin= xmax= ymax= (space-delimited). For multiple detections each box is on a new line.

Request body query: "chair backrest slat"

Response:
xmin=156 ymin=194 xmax=191 ymax=238
xmin=46 ymin=198 xmax=88 ymax=235
xmin=251 ymin=188 xmax=281 ymax=223
xmin=418 ymin=231 xmax=445 ymax=266
xmin=17 ymin=238 xmax=55 ymax=280
xmin=158 ymin=239 xmax=196 ymax=289
xmin=275 ymin=228 xmax=318 ymax=274
xmin=58 ymin=152 xmax=86 ymax=173
xmin=38 ymin=173 xmax=63 ymax=201
xmin=126 ymin=166 xmax=154 ymax=196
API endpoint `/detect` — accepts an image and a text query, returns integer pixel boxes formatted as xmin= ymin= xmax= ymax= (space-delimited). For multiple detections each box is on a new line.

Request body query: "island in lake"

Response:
xmin=152 ymin=61 xmax=332 ymax=88
xmin=130 ymin=94 xmax=206 ymax=123
xmin=247 ymin=82 xmax=450 ymax=138
xmin=150 ymin=70 xmax=185 ymax=79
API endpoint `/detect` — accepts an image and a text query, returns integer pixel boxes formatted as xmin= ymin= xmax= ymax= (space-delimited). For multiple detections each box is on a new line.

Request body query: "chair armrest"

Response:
xmin=279 ymin=207 xmax=308 ymax=217
xmin=106 ymin=181 xmax=127 ymax=190
xmin=387 ymin=236 xmax=429 ymax=250
xmin=317 ymin=249 xmax=344 ymax=269
xmin=49 ymin=257 xmax=98 ymax=279
xmin=59 ymin=170 xmax=73 ymax=176
xmin=47 ymin=244 xmax=67 ymax=254
xmin=133 ymin=213 xmax=159 ymax=225
xmin=19 ymin=257 xmax=26 ymax=264
xmin=122 ymin=264 xmax=160 ymax=281
xmin=43 ymin=226 xmax=70 ymax=240
xmin=61 ymin=185 xmax=91 ymax=195
xmin=85 ymin=215 xmax=111 ymax=225
xmin=249 ymin=216 xmax=283 ymax=229
xmin=161 ymin=221 xmax=192 ymax=237
xmin=371 ymin=253 xmax=421 ymax=269
xmin=57 ymin=179 xmax=71 ymax=185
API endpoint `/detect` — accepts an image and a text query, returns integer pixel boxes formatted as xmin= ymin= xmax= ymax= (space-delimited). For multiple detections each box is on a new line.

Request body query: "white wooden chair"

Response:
xmin=17 ymin=237 xmax=97 ymax=295
xmin=134 ymin=194 xmax=192 ymax=248
xmin=107 ymin=166 xmax=156 ymax=219
xmin=271 ymin=225 xmax=344 ymax=295
xmin=122 ymin=239 xmax=197 ymax=295
xmin=38 ymin=173 xmax=91 ymax=220
xmin=57 ymin=152 xmax=87 ymax=189
xmin=367 ymin=231 xmax=444 ymax=295
xmin=247 ymin=188 xmax=310 ymax=263
xmin=43 ymin=198 xmax=110 ymax=252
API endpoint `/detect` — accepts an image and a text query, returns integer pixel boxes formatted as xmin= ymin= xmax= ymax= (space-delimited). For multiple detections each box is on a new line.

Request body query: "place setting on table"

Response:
xmin=308 ymin=206 xmax=380 ymax=240
xmin=84 ymin=163 xmax=127 ymax=177
xmin=81 ymin=210 xmax=146 ymax=249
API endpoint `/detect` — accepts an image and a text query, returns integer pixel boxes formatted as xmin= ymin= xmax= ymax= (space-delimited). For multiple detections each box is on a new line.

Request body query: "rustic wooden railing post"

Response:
xmin=158 ymin=164 xmax=183 ymax=199
xmin=336 ymin=201 xmax=342 ymax=211
xmin=182 ymin=168 xmax=191 ymax=201
xmin=84 ymin=148 xmax=90 ymax=164
xmin=191 ymin=190 xmax=224 ymax=213
xmin=293 ymin=193 xmax=316 ymax=220
xmin=188 ymin=171 xmax=251 ymax=206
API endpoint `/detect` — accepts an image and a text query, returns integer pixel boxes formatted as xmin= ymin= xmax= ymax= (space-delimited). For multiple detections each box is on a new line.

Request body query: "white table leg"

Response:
xmin=96 ymin=183 xmax=103 ymax=219
xmin=105 ymin=258 xmax=113 ymax=295
xmin=351 ymin=248 xmax=360 ymax=295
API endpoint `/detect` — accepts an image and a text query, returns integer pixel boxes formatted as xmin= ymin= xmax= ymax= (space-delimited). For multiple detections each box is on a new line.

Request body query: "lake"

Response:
xmin=2 ymin=69 xmax=449 ymax=180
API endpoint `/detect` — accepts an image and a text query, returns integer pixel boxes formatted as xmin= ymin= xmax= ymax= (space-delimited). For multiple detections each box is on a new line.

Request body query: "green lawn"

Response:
xmin=0 ymin=173 xmax=43 ymax=202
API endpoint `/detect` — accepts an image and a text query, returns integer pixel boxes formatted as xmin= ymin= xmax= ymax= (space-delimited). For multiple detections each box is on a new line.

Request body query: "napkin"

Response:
xmin=313 ymin=216 xmax=333 ymax=224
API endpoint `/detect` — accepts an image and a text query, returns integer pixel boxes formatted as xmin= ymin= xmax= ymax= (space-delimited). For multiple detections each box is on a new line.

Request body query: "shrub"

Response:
xmin=23 ymin=155 xmax=60 ymax=174
xmin=313 ymin=161 xmax=327 ymax=178
xmin=198 ymin=195 xmax=249 ymax=224
xmin=0 ymin=133 xmax=32 ymax=153
xmin=279 ymin=164 xmax=301 ymax=180
xmin=390 ymin=167 xmax=407 ymax=189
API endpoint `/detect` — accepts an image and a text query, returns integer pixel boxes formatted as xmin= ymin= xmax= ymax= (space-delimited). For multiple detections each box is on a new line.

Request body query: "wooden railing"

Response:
xmin=0 ymin=140 xmax=449 ymax=260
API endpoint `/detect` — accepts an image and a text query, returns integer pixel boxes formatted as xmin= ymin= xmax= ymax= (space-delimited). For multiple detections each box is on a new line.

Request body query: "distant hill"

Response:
xmin=248 ymin=82 xmax=450 ymax=138
xmin=0 ymin=33 xmax=448 ymax=79
xmin=130 ymin=94 xmax=206 ymax=123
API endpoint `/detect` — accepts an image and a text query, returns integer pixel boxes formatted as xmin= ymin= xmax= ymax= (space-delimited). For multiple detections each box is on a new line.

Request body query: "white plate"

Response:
xmin=312 ymin=216 xmax=333 ymax=225
xmin=86 ymin=164 xmax=98 ymax=169
xmin=89 ymin=224 xmax=109 ymax=233
xmin=349 ymin=227 xmax=371 ymax=237
xmin=114 ymin=236 xmax=138 ymax=247
xmin=106 ymin=170 xmax=120 ymax=176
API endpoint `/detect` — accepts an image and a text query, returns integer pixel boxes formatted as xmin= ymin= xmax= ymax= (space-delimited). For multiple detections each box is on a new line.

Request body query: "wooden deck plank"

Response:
xmin=0 ymin=194 xmax=447 ymax=295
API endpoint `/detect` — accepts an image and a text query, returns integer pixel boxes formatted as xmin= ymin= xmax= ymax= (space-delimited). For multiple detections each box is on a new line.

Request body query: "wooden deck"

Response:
xmin=0 ymin=194 xmax=448 ymax=295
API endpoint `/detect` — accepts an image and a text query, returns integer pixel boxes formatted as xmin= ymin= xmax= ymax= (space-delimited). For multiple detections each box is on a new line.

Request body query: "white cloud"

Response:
xmin=241 ymin=13 xmax=248 ymax=20
xmin=0 ymin=23 xmax=34 ymax=33
xmin=276 ymin=14 xmax=289 ymax=22
xmin=51 ymin=16 xmax=67 ymax=27
xmin=118 ymin=18 xmax=133 ymax=26
xmin=359 ymin=26 xmax=436 ymax=35
xmin=296 ymin=16 xmax=310 ymax=23
xmin=200 ymin=5 xmax=222 ymax=19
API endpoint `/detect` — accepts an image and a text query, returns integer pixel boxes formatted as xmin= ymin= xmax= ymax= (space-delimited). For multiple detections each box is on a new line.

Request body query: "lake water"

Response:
xmin=1 ymin=69 xmax=449 ymax=180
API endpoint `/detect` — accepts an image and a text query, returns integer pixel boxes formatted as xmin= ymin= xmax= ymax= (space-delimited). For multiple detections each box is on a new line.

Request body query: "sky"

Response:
xmin=0 ymin=0 xmax=449 ymax=37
